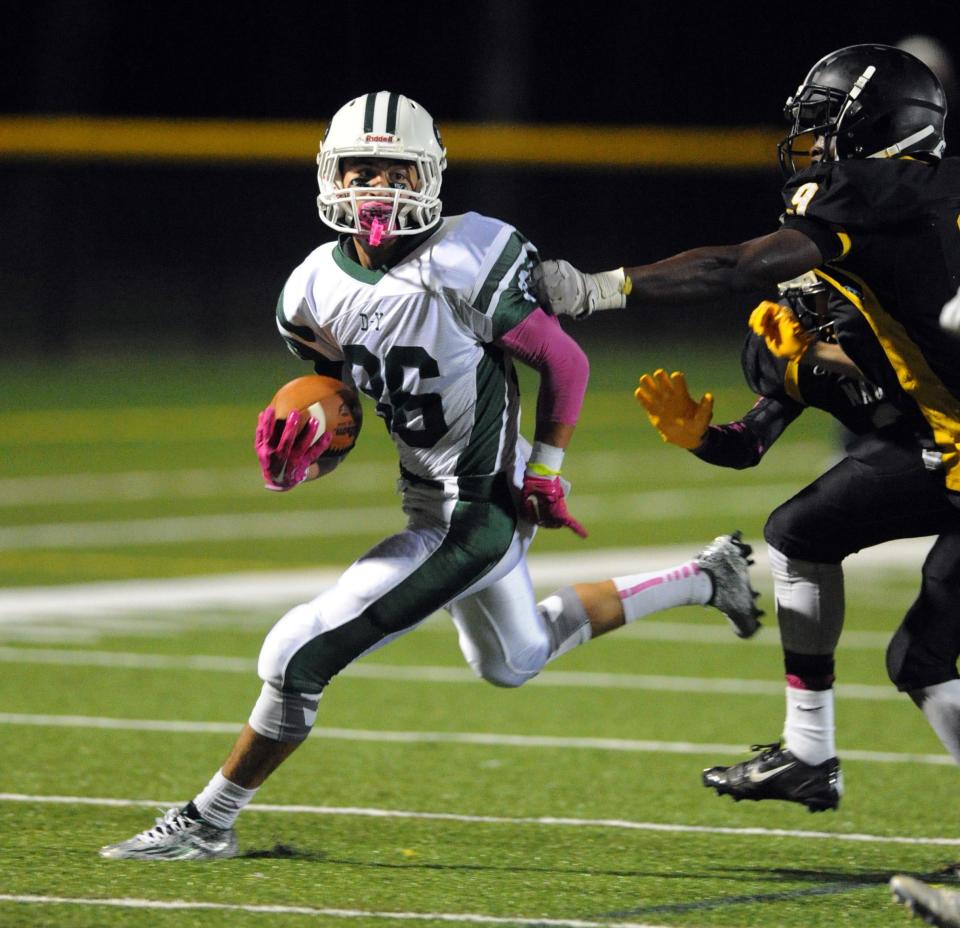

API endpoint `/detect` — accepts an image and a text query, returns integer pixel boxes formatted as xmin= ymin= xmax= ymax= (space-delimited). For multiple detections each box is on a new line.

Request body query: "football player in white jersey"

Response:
xmin=100 ymin=91 xmax=760 ymax=860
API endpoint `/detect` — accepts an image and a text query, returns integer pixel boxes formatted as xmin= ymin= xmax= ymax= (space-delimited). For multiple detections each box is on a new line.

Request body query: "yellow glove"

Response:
xmin=748 ymin=300 xmax=813 ymax=361
xmin=634 ymin=369 xmax=714 ymax=449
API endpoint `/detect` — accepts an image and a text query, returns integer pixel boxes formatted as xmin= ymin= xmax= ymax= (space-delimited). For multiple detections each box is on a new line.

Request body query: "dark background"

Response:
xmin=2 ymin=1 xmax=958 ymax=355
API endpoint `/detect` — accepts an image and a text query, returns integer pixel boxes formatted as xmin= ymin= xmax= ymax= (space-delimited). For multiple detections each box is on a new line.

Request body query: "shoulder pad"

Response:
xmin=782 ymin=161 xmax=932 ymax=229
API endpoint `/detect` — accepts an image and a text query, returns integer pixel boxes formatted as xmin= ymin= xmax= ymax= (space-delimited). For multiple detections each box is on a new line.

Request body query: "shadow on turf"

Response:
xmin=241 ymin=844 xmax=327 ymax=861
xmin=600 ymin=866 xmax=959 ymax=918
xmin=236 ymin=847 xmax=960 ymax=915
xmin=743 ymin=866 xmax=958 ymax=882
xmin=238 ymin=844 xmax=686 ymax=878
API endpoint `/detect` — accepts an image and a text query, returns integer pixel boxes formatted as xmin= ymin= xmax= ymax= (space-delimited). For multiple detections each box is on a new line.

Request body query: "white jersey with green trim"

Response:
xmin=277 ymin=211 xmax=541 ymax=482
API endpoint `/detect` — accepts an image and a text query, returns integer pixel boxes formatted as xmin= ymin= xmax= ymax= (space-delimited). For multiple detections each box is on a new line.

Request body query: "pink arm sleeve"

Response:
xmin=497 ymin=308 xmax=589 ymax=425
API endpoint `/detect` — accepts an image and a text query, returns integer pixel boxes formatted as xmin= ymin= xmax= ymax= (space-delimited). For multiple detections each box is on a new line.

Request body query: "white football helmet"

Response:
xmin=317 ymin=91 xmax=447 ymax=238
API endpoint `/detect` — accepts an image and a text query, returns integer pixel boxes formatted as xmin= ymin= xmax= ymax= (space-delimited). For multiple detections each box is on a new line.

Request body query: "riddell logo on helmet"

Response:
xmin=365 ymin=134 xmax=396 ymax=143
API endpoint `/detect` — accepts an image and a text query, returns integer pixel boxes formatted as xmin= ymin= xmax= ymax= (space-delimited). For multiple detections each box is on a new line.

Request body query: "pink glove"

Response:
xmin=254 ymin=407 xmax=332 ymax=492
xmin=520 ymin=472 xmax=588 ymax=538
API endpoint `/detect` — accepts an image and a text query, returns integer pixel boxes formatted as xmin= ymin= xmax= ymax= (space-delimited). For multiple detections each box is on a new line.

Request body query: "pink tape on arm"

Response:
xmin=498 ymin=308 xmax=589 ymax=424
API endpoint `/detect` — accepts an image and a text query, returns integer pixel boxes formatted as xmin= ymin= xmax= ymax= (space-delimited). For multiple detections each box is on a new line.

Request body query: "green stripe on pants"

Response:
xmin=283 ymin=476 xmax=517 ymax=693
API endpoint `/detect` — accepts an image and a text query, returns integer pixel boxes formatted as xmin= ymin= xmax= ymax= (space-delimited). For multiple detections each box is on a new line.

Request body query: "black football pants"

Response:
xmin=763 ymin=432 xmax=960 ymax=689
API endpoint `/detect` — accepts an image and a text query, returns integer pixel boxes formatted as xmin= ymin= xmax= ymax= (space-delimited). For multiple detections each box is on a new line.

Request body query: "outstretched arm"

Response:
xmin=695 ymin=397 xmax=802 ymax=469
xmin=623 ymin=229 xmax=824 ymax=305
xmin=536 ymin=229 xmax=824 ymax=318
xmin=634 ymin=368 xmax=802 ymax=469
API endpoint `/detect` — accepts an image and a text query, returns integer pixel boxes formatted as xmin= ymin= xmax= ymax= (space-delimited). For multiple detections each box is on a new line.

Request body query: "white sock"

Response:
xmin=614 ymin=560 xmax=712 ymax=623
xmin=783 ymin=685 xmax=836 ymax=765
xmin=193 ymin=769 xmax=259 ymax=829
xmin=913 ymin=680 xmax=960 ymax=764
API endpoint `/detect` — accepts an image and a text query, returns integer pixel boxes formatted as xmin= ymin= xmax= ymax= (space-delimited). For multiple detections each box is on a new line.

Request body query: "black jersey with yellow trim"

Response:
xmin=813 ymin=279 xmax=919 ymax=417
xmin=693 ymin=328 xmax=912 ymax=472
xmin=780 ymin=157 xmax=960 ymax=489
xmin=780 ymin=158 xmax=960 ymax=394
xmin=741 ymin=331 xmax=903 ymax=437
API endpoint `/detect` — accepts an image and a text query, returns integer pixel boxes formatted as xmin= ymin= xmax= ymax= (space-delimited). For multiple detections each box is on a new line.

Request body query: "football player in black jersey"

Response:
xmin=536 ymin=44 xmax=960 ymax=811
xmin=635 ymin=275 xmax=960 ymax=811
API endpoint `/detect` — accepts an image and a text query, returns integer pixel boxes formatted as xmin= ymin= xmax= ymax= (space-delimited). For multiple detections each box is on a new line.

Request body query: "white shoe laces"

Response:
xmin=144 ymin=808 xmax=196 ymax=841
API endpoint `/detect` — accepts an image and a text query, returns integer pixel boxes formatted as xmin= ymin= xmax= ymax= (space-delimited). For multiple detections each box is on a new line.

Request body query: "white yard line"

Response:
xmin=0 ymin=482 xmax=862 ymax=550
xmin=0 ymin=646 xmax=903 ymax=701
xmin=0 ymin=462 xmax=394 ymax=506
xmin=0 ymin=713 xmax=950 ymax=765
xmin=0 ymin=894 xmax=675 ymax=928
xmin=0 ymin=468 xmax=258 ymax=505
xmin=0 ymin=449 xmax=824 ymax=506
xmin=0 ymin=568 xmax=346 ymax=619
xmin=0 ymin=540 xmax=932 ymax=620
xmin=0 ymin=507 xmax=405 ymax=551
xmin=2 ymin=792 xmax=959 ymax=847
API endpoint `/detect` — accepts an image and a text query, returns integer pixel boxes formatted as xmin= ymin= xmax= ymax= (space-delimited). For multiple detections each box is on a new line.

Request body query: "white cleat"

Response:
xmin=891 ymin=874 xmax=960 ymax=927
xmin=100 ymin=806 xmax=237 ymax=861
xmin=695 ymin=530 xmax=763 ymax=638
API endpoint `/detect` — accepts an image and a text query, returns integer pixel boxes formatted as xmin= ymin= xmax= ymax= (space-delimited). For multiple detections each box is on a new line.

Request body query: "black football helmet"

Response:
xmin=778 ymin=44 xmax=947 ymax=176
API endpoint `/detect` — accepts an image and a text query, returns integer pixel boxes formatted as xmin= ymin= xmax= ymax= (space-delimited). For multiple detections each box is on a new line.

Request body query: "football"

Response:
xmin=270 ymin=374 xmax=362 ymax=460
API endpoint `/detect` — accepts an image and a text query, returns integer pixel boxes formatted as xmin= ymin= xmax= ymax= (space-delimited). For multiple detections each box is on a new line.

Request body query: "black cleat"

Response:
xmin=702 ymin=742 xmax=842 ymax=812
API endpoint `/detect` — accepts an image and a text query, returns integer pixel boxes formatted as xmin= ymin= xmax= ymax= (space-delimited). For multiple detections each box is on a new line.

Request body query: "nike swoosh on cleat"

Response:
xmin=746 ymin=763 xmax=795 ymax=783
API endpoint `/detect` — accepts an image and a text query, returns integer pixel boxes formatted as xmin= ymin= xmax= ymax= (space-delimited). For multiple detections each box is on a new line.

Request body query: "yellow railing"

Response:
xmin=0 ymin=115 xmax=783 ymax=169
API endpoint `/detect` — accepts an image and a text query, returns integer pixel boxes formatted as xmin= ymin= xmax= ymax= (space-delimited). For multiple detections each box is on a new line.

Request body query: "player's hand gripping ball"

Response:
xmin=255 ymin=375 xmax=362 ymax=491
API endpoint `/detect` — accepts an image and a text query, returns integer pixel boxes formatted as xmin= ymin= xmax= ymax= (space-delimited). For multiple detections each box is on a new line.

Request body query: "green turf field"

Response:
xmin=0 ymin=337 xmax=952 ymax=927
